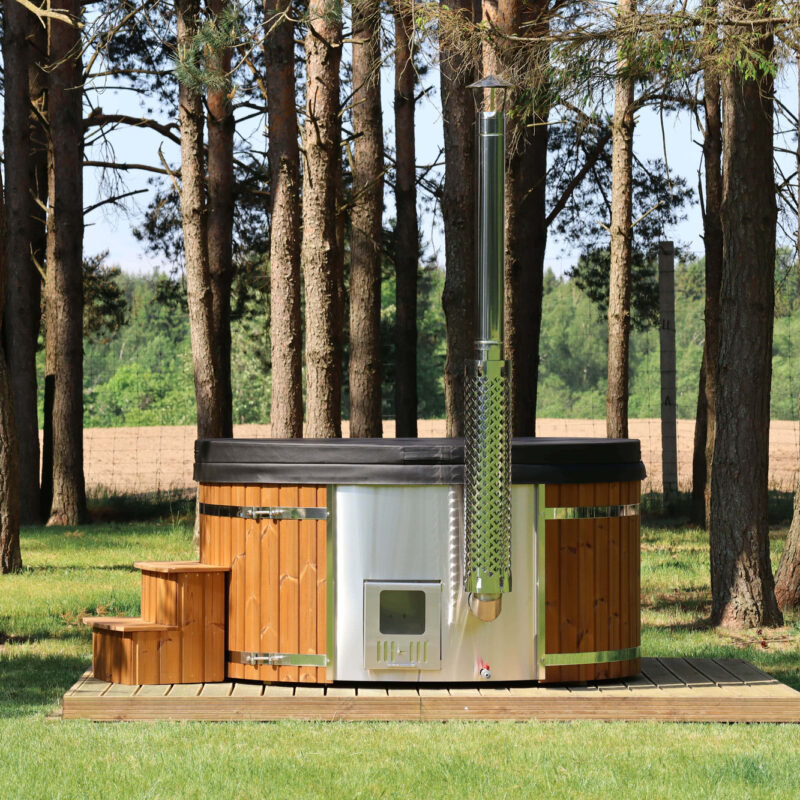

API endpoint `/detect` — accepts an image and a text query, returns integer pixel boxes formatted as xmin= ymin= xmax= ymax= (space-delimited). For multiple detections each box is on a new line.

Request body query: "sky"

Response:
xmin=19 ymin=40 xmax=800 ymax=278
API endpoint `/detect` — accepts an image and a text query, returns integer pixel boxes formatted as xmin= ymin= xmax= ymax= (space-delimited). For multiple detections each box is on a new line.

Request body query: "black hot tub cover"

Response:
xmin=194 ymin=437 xmax=646 ymax=485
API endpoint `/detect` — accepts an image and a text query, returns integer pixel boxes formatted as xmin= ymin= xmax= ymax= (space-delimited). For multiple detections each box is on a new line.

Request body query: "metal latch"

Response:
xmin=198 ymin=503 xmax=329 ymax=521
xmin=229 ymin=651 xmax=329 ymax=668
xmin=240 ymin=507 xmax=329 ymax=521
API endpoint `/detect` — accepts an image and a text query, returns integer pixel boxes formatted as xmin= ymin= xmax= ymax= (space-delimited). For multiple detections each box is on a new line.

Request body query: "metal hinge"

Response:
xmin=229 ymin=650 xmax=330 ymax=668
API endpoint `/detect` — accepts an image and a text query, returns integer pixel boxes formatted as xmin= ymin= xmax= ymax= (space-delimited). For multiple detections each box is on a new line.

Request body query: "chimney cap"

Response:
xmin=467 ymin=75 xmax=513 ymax=90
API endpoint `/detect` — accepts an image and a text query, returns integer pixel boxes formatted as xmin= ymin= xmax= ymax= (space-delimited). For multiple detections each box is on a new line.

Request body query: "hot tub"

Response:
xmin=194 ymin=437 xmax=645 ymax=684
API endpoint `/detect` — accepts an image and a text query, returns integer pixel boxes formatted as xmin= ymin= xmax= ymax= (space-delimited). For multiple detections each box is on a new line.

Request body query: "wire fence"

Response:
xmin=70 ymin=417 xmax=800 ymax=498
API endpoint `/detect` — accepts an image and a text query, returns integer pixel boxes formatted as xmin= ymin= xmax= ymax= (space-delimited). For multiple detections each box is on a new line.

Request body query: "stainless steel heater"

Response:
xmin=464 ymin=76 xmax=513 ymax=623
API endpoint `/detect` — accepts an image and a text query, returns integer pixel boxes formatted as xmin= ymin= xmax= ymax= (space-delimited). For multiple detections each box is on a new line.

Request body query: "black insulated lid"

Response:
xmin=194 ymin=437 xmax=646 ymax=485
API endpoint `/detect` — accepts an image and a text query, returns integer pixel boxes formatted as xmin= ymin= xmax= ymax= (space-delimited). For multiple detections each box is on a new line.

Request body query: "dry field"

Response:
xmin=78 ymin=418 xmax=800 ymax=496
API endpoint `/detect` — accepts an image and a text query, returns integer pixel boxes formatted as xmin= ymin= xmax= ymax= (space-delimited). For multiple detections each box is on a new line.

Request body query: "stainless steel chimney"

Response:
xmin=463 ymin=77 xmax=512 ymax=622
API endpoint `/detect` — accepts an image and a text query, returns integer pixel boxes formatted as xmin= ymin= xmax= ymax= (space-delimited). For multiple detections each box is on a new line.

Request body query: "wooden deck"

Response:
xmin=59 ymin=658 xmax=800 ymax=722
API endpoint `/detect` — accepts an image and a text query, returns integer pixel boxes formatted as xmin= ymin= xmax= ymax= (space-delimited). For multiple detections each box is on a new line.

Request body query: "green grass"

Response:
xmin=1 ymin=511 xmax=800 ymax=799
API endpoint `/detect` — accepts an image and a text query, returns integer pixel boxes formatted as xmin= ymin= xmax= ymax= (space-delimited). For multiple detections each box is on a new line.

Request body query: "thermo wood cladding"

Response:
xmin=198 ymin=483 xmax=329 ymax=684
xmin=88 ymin=474 xmax=641 ymax=687
xmin=543 ymin=480 xmax=641 ymax=683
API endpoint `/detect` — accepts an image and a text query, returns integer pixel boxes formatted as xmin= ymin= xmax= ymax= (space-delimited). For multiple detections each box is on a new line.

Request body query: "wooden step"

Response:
xmin=82 ymin=616 xmax=178 ymax=633
xmin=90 ymin=628 xmax=169 ymax=685
xmin=134 ymin=561 xmax=230 ymax=574
xmin=88 ymin=564 xmax=228 ymax=685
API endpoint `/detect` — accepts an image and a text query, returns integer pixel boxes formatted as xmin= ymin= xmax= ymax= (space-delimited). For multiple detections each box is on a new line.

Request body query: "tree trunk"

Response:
xmin=606 ymin=0 xmax=635 ymax=440
xmin=207 ymin=0 xmax=235 ymax=436
xmin=709 ymin=5 xmax=782 ymax=628
xmin=440 ymin=0 xmax=476 ymax=437
xmin=393 ymin=4 xmax=418 ymax=437
xmin=265 ymin=0 xmax=303 ymax=438
xmin=0 ymin=166 xmax=23 ymax=571
xmin=2 ymin=2 xmax=44 ymax=524
xmin=774 ymin=399 xmax=800 ymax=609
xmin=506 ymin=124 xmax=547 ymax=436
xmin=692 ymin=2 xmax=724 ymax=526
xmin=349 ymin=0 xmax=384 ymax=438
xmin=771 ymin=56 xmax=800 ymax=611
xmin=45 ymin=0 xmax=87 ymax=525
xmin=483 ymin=0 xmax=549 ymax=437
xmin=302 ymin=0 xmax=343 ymax=438
xmin=177 ymin=0 xmax=225 ymax=440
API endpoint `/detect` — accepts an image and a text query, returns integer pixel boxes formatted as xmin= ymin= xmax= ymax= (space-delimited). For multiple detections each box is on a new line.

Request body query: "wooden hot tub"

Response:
xmin=86 ymin=437 xmax=645 ymax=685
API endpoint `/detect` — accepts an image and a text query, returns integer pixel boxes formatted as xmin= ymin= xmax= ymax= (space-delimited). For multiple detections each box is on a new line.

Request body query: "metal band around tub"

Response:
xmin=229 ymin=650 xmax=330 ymax=668
xmin=541 ymin=646 xmax=641 ymax=667
xmin=198 ymin=502 xmax=329 ymax=521
xmin=543 ymin=504 xmax=639 ymax=520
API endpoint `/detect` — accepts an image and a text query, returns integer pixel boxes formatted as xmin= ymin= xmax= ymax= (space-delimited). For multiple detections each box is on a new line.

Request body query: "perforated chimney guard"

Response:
xmin=463 ymin=77 xmax=513 ymax=621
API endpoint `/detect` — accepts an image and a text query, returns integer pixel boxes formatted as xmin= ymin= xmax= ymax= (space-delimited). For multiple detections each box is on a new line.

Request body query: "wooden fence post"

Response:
xmin=658 ymin=241 xmax=679 ymax=510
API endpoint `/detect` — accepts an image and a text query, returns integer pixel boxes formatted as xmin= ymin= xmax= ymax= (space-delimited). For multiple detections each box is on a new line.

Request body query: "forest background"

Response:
xmin=69 ymin=254 xmax=800 ymax=428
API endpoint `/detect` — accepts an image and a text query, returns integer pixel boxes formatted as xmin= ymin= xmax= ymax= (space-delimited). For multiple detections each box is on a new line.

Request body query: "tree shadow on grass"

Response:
xmin=23 ymin=564 xmax=139 ymax=573
xmin=0 ymin=650 xmax=89 ymax=718
xmin=649 ymin=618 xmax=712 ymax=633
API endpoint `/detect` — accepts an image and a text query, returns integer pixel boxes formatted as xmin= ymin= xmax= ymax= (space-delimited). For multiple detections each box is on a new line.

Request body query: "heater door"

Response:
xmin=363 ymin=581 xmax=442 ymax=670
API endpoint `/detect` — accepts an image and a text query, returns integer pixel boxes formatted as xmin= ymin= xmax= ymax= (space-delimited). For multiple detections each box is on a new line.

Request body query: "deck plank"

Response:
xmin=70 ymin=676 xmax=112 ymax=697
xmin=294 ymin=686 xmax=324 ymax=697
xmin=60 ymin=658 xmax=800 ymax=722
xmin=231 ymin=682 xmax=264 ymax=697
xmin=715 ymin=659 xmax=800 ymax=697
xmin=136 ymin=684 xmax=171 ymax=697
xmin=265 ymin=684 xmax=295 ymax=697
xmin=658 ymin=658 xmax=727 ymax=696
xmin=167 ymin=683 xmax=202 ymax=697
xmin=199 ymin=682 xmax=234 ymax=697
xmin=103 ymin=683 xmax=139 ymax=697
xmin=639 ymin=658 xmax=685 ymax=689
xmin=447 ymin=687 xmax=482 ymax=697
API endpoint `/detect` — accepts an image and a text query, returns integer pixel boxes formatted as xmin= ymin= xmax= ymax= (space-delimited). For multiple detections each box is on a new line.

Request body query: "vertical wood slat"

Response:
xmin=298 ymin=486 xmax=318 ymax=683
xmin=159 ymin=627 xmax=181 ymax=685
xmin=156 ymin=569 xmax=181 ymax=684
xmin=242 ymin=485 xmax=262 ymax=681
xmin=619 ymin=490 xmax=632 ymax=678
xmin=607 ymin=481 xmax=622 ymax=679
xmin=135 ymin=631 xmax=161 ymax=684
xmin=217 ymin=484 xmax=233 ymax=567
xmin=259 ymin=485 xmax=280 ymax=682
xmin=593 ymin=481 xmax=611 ymax=680
xmin=210 ymin=484 xmax=221 ymax=566
xmin=197 ymin=484 xmax=208 ymax=563
xmin=228 ymin=484 xmax=247 ymax=680
xmin=118 ymin=634 xmax=132 ymax=685
xmin=278 ymin=485 xmax=300 ymax=682
xmin=104 ymin=632 xmax=116 ymax=683
xmin=204 ymin=572 xmax=226 ymax=682
xmin=316 ymin=486 xmax=328 ymax=683
xmin=181 ymin=572 xmax=205 ymax=683
xmin=577 ymin=482 xmax=595 ymax=682
xmin=558 ymin=483 xmax=580 ymax=683
xmin=544 ymin=491 xmax=561 ymax=683
xmin=156 ymin=575 xmax=178 ymax=626
xmin=628 ymin=510 xmax=642 ymax=675
xmin=139 ymin=573 xmax=151 ymax=622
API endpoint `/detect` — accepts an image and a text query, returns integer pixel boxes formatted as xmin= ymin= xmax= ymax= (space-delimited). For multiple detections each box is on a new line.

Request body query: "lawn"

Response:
xmin=1 ymin=504 xmax=800 ymax=799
